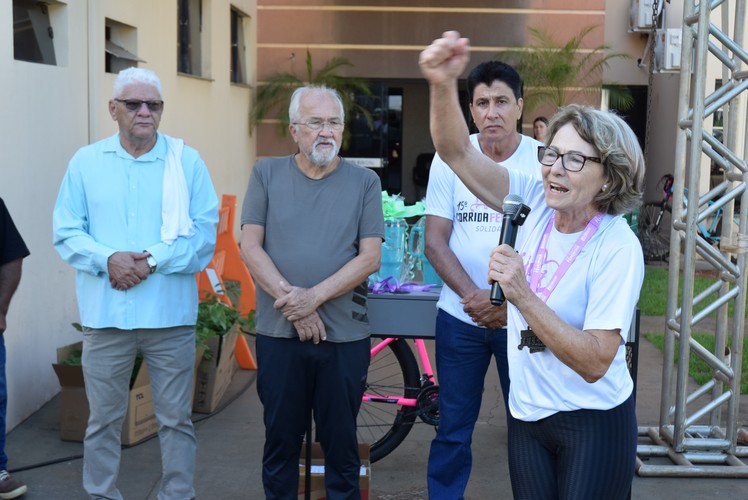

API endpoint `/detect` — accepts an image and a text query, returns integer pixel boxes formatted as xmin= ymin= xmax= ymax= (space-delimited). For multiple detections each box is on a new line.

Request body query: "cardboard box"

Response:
xmin=52 ymin=342 xmax=159 ymax=446
xmin=192 ymin=324 xmax=239 ymax=413
xmin=298 ymin=442 xmax=370 ymax=500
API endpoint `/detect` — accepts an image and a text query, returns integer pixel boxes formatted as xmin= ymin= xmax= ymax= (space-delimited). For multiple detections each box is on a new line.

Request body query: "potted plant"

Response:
xmin=193 ymin=282 xmax=255 ymax=413
xmin=249 ymin=49 xmax=372 ymax=148
xmin=196 ymin=289 xmax=254 ymax=362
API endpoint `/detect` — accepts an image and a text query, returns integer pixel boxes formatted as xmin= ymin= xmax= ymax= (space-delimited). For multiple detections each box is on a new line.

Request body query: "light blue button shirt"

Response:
xmin=53 ymin=133 xmax=218 ymax=329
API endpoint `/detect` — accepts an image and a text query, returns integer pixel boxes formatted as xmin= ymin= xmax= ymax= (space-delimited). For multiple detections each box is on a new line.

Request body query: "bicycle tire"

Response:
xmin=359 ymin=337 xmax=420 ymax=462
xmin=639 ymin=202 xmax=672 ymax=263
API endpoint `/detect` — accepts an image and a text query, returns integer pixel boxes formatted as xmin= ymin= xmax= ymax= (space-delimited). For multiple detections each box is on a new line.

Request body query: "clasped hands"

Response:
xmin=274 ymin=282 xmax=327 ymax=344
xmin=107 ymin=251 xmax=151 ymax=291
xmin=461 ymin=289 xmax=506 ymax=330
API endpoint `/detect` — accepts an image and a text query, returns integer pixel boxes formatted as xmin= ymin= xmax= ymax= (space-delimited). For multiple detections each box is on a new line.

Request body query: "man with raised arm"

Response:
xmin=424 ymin=60 xmax=542 ymax=498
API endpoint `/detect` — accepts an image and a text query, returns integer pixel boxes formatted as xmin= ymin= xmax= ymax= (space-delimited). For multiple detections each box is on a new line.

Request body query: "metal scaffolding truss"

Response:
xmin=636 ymin=0 xmax=748 ymax=477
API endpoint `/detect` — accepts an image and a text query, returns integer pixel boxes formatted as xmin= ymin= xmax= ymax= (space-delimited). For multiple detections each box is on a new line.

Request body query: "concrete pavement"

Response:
xmin=6 ymin=326 xmax=748 ymax=499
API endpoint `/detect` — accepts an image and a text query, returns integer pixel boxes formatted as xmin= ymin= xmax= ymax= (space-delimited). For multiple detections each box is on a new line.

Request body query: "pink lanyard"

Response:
xmin=527 ymin=212 xmax=604 ymax=303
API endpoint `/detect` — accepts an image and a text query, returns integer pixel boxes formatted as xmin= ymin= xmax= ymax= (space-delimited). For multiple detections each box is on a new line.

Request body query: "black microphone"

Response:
xmin=490 ymin=195 xmax=531 ymax=306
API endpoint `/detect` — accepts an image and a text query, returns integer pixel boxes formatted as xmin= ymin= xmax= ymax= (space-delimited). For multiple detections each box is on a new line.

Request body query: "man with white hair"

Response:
xmin=53 ymin=67 xmax=218 ymax=499
xmin=240 ymin=86 xmax=383 ymax=499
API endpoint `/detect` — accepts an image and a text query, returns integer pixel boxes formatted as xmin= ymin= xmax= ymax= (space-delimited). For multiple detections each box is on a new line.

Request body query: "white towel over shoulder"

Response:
xmin=161 ymin=135 xmax=195 ymax=244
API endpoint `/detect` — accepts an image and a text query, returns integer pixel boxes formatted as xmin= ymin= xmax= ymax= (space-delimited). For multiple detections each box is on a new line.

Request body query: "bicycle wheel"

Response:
xmin=639 ymin=202 xmax=672 ymax=263
xmin=359 ymin=337 xmax=420 ymax=462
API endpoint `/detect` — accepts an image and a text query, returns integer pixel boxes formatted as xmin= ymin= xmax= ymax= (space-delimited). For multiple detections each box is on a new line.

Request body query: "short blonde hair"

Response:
xmin=547 ymin=104 xmax=645 ymax=215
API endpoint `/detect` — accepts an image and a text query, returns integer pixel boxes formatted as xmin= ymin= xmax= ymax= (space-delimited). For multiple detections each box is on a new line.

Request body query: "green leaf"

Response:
xmin=496 ymin=25 xmax=632 ymax=113
xmin=196 ymin=290 xmax=256 ymax=361
xmin=61 ymin=349 xmax=83 ymax=366
xmin=250 ymin=49 xmax=372 ymax=149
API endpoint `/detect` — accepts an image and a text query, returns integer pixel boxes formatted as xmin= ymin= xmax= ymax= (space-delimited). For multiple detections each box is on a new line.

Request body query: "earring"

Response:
xmin=602 ymin=184 xmax=609 ymax=191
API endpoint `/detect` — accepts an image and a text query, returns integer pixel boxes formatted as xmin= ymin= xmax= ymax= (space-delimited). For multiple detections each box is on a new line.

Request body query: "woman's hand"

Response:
xmin=489 ymin=244 xmax=622 ymax=382
xmin=418 ymin=31 xmax=471 ymax=85
xmin=487 ymin=244 xmax=529 ymax=304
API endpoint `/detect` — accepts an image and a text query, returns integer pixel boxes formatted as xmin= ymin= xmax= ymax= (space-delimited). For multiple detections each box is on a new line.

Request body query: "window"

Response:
xmin=178 ymin=0 xmax=211 ymax=77
xmin=340 ymin=84 xmax=404 ymax=194
xmin=13 ymin=0 xmax=57 ymax=65
xmin=230 ymin=7 xmax=250 ymax=84
xmin=105 ymin=19 xmax=144 ymax=74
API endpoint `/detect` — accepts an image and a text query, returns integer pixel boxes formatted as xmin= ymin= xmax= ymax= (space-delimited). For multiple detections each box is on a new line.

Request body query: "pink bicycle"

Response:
xmin=358 ymin=336 xmax=439 ymax=462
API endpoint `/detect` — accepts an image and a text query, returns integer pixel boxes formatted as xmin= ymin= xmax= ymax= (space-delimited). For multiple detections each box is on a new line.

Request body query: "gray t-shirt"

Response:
xmin=241 ymin=155 xmax=384 ymax=342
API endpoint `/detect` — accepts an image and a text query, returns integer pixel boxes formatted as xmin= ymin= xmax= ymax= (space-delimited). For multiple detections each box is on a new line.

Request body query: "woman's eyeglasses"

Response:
xmin=537 ymin=146 xmax=601 ymax=172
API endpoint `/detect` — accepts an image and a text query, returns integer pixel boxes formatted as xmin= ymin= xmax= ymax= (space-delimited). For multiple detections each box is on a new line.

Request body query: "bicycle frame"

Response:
xmin=362 ymin=337 xmax=436 ymax=407
xmin=682 ymin=186 xmax=730 ymax=244
xmin=697 ymin=207 xmax=723 ymax=243
xmin=652 ymin=173 xmax=732 ymax=244
xmin=358 ymin=335 xmax=439 ymax=461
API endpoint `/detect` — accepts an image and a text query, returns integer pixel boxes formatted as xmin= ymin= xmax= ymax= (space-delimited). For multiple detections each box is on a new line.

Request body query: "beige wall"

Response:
xmin=0 ymin=0 xmax=257 ymax=430
xmin=0 ymin=0 xmax=91 ymax=431
xmin=87 ymin=1 xmax=257 ymax=209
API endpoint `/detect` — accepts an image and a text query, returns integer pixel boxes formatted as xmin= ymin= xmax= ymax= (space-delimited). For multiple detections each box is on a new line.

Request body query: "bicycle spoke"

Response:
xmin=357 ymin=338 xmax=420 ymax=462
xmin=639 ymin=202 xmax=671 ymax=263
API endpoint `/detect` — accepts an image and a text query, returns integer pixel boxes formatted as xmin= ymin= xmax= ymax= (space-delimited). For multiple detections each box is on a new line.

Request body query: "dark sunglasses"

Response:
xmin=114 ymin=99 xmax=164 ymax=113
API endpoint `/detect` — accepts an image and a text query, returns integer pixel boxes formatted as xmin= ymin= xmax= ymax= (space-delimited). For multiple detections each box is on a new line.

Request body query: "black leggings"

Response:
xmin=508 ymin=394 xmax=637 ymax=500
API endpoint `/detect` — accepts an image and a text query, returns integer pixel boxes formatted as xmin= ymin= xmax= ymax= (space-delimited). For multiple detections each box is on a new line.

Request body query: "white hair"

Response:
xmin=288 ymin=86 xmax=345 ymax=123
xmin=112 ymin=67 xmax=163 ymax=99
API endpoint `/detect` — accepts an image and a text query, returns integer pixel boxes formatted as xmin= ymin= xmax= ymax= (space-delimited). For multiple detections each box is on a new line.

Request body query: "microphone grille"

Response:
xmin=502 ymin=194 xmax=524 ymax=215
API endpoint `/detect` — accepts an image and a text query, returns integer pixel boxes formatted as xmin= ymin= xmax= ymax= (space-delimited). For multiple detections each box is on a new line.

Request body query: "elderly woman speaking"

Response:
xmin=420 ymin=31 xmax=645 ymax=500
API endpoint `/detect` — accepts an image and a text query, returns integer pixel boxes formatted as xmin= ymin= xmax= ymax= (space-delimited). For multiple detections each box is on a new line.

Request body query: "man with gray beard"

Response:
xmin=240 ymin=86 xmax=384 ymax=499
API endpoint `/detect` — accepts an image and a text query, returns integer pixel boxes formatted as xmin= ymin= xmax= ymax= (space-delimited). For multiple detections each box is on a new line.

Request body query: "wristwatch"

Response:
xmin=145 ymin=254 xmax=157 ymax=274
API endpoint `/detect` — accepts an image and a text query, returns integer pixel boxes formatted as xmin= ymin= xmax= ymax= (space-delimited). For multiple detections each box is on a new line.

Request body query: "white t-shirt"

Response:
xmin=506 ymin=168 xmax=644 ymax=421
xmin=425 ymin=133 xmax=543 ymax=325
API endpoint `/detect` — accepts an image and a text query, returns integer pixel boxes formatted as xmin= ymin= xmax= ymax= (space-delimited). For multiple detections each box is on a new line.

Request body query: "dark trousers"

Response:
xmin=508 ymin=394 xmax=637 ymax=500
xmin=256 ymin=335 xmax=370 ymax=500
